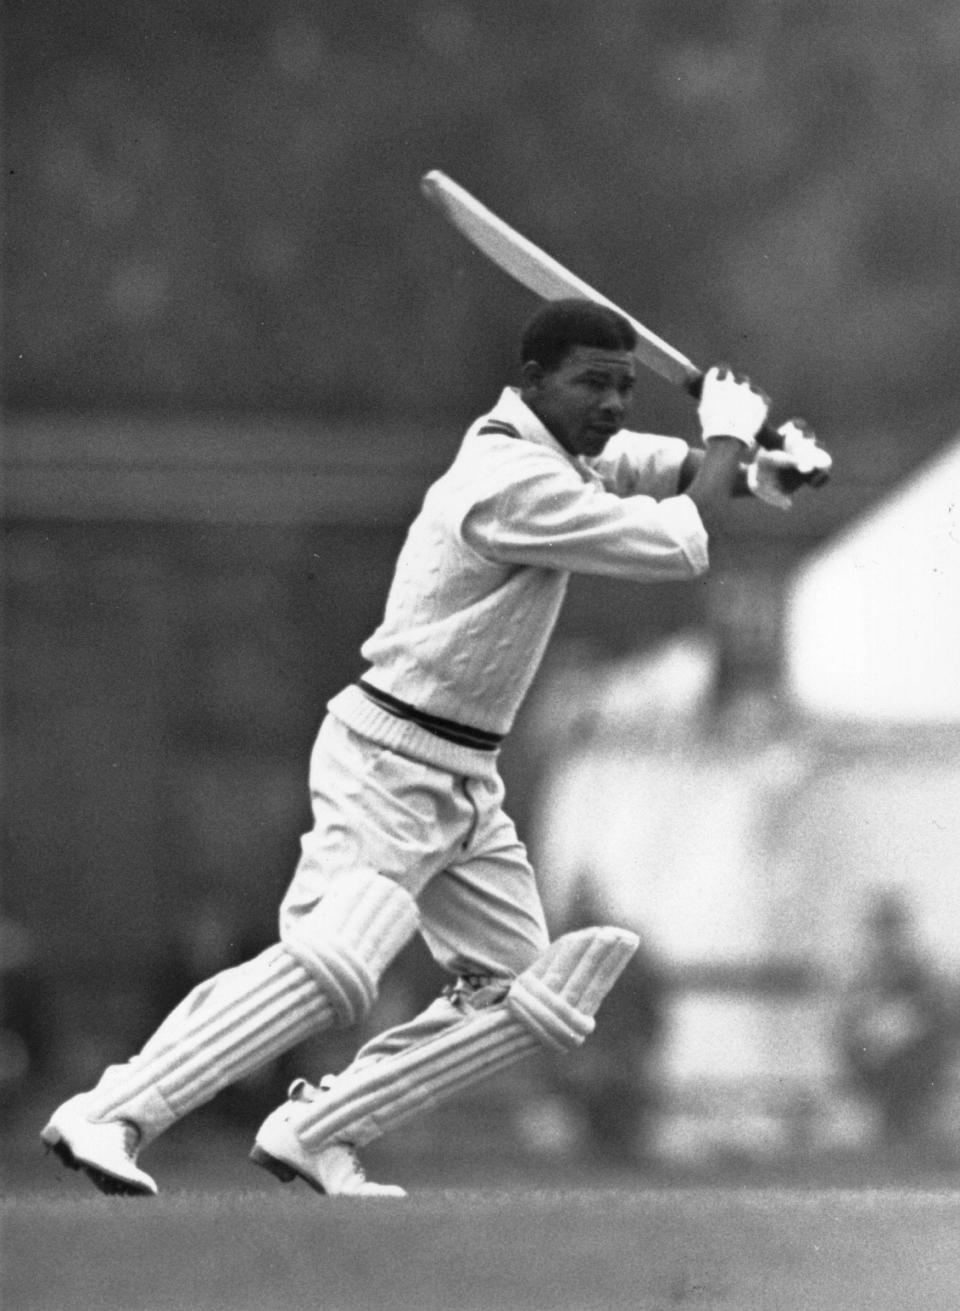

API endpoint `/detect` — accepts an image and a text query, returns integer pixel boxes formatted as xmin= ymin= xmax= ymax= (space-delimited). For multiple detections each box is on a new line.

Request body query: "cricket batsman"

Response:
xmin=41 ymin=298 xmax=831 ymax=1197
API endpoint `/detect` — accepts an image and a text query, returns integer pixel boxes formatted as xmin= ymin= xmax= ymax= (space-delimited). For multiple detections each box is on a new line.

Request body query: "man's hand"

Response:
xmin=746 ymin=419 xmax=833 ymax=510
xmin=697 ymin=365 xmax=770 ymax=448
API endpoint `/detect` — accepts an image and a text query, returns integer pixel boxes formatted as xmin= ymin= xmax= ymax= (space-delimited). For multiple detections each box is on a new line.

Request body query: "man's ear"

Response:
xmin=520 ymin=359 xmax=545 ymax=393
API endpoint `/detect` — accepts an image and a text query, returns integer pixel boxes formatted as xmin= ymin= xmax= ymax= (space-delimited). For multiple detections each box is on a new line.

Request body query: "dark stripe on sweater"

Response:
xmin=477 ymin=421 xmax=522 ymax=439
xmin=357 ymin=680 xmax=503 ymax=751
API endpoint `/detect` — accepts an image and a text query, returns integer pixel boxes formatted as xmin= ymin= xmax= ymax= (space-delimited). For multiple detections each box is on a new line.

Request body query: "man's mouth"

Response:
xmin=587 ymin=423 xmax=618 ymax=442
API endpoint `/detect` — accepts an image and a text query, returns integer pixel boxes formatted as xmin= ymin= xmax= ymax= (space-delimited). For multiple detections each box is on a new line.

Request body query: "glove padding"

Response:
xmin=746 ymin=419 xmax=833 ymax=510
xmin=697 ymin=364 xmax=770 ymax=448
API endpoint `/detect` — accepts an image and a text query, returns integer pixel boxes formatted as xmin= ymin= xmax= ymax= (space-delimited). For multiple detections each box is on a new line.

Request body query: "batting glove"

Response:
xmin=746 ymin=419 xmax=833 ymax=510
xmin=697 ymin=365 xmax=770 ymax=449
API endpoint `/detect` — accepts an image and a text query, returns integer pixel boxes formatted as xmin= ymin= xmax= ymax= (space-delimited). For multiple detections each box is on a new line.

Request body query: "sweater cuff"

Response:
xmin=666 ymin=494 xmax=710 ymax=575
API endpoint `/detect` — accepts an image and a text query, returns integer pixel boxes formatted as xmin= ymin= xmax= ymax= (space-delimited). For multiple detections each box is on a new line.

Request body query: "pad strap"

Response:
xmin=506 ymin=974 xmax=595 ymax=1051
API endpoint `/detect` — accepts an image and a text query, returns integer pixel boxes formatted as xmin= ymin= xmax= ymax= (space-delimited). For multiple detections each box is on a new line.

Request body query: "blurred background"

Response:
xmin=4 ymin=0 xmax=960 ymax=1182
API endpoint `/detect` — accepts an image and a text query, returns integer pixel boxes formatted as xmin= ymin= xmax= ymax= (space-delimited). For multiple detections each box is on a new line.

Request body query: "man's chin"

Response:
xmin=582 ymin=429 xmax=617 ymax=455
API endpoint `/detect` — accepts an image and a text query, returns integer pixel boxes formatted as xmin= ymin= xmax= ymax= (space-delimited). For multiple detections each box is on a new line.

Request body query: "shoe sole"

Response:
xmin=41 ymin=1129 xmax=155 ymax=1198
xmin=248 ymin=1143 xmax=328 ymax=1195
xmin=248 ymin=1145 xmax=405 ymax=1198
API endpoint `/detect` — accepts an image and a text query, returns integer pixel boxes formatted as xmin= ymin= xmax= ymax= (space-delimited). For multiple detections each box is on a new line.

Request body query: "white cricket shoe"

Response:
xmin=250 ymin=1079 xmax=406 ymax=1198
xmin=40 ymin=1096 xmax=158 ymax=1197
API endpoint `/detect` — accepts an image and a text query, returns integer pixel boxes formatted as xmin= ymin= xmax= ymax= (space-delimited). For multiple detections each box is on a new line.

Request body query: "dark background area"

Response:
xmin=6 ymin=0 xmax=960 ymax=438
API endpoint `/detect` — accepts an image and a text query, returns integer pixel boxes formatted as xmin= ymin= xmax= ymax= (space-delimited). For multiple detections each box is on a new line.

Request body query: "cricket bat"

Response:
xmin=421 ymin=168 xmax=820 ymax=467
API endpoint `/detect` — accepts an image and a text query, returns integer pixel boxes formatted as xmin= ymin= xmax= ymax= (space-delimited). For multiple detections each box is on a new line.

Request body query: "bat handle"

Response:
xmin=682 ymin=373 xmax=829 ymax=486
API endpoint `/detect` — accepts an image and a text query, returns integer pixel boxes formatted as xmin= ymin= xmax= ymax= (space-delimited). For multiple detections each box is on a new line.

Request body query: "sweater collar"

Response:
xmin=485 ymin=387 xmax=581 ymax=464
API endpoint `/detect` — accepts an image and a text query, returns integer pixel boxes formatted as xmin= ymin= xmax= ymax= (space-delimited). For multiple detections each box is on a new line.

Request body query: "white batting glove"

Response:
xmin=746 ymin=449 xmax=798 ymax=510
xmin=697 ymin=365 xmax=770 ymax=449
xmin=746 ymin=419 xmax=833 ymax=510
xmin=778 ymin=418 xmax=832 ymax=481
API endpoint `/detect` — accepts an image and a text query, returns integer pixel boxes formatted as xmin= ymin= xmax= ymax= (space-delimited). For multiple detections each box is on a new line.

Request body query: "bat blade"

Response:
xmin=420 ymin=170 xmax=825 ymax=465
xmin=420 ymin=169 xmax=700 ymax=392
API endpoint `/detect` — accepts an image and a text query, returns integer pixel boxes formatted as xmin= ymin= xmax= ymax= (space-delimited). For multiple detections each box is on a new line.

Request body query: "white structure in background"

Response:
xmin=532 ymin=635 xmax=826 ymax=1161
xmin=534 ymin=633 xmax=805 ymax=966
xmin=530 ymin=437 xmax=960 ymax=1159
xmin=786 ymin=437 xmax=960 ymax=722
xmin=782 ymin=434 xmax=960 ymax=981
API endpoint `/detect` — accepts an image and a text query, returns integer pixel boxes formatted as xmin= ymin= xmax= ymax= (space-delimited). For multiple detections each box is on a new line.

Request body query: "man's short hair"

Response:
xmin=520 ymin=298 xmax=638 ymax=372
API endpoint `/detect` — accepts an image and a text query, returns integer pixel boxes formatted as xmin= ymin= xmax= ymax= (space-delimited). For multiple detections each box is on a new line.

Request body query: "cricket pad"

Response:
xmin=291 ymin=925 xmax=640 ymax=1149
xmin=80 ymin=871 xmax=419 ymax=1142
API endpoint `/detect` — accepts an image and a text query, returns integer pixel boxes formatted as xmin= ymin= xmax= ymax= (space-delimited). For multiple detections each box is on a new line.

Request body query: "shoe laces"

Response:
xmin=342 ymin=1144 xmax=366 ymax=1181
xmin=118 ymin=1121 xmax=141 ymax=1159
xmin=287 ymin=1077 xmax=321 ymax=1104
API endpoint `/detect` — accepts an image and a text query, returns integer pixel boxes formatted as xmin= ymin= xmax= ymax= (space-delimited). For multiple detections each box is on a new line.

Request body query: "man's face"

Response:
xmin=521 ymin=345 xmax=637 ymax=458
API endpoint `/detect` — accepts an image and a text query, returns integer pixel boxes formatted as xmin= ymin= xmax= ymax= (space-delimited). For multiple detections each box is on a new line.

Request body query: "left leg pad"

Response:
xmin=506 ymin=925 xmax=640 ymax=1052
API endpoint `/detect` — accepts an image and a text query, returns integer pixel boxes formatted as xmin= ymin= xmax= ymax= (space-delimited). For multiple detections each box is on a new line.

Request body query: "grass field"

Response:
xmin=6 ymin=1182 xmax=960 ymax=1310
xmin=6 ymin=1126 xmax=960 ymax=1311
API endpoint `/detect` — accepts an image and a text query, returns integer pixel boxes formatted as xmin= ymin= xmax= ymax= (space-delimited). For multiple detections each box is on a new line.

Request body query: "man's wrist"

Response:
xmin=733 ymin=464 xmax=752 ymax=498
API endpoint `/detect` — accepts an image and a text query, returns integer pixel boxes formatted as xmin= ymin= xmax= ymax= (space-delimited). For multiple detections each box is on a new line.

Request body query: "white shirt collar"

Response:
xmin=482 ymin=387 xmax=602 ymax=482
xmin=485 ymin=387 xmax=573 ymax=458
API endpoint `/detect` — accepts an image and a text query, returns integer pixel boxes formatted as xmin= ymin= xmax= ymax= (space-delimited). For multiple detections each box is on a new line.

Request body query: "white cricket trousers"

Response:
xmin=281 ymin=713 xmax=550 ymax=1069
xmin=283 ymin=713 xmax=549 ymax=979
xmin=73 ymin=712 xmax=547 ymax=1143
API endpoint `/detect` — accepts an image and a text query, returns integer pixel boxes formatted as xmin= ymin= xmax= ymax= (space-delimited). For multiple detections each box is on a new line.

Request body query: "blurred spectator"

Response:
xmin=1 ymin=915 xmax=54 ymax=1104
xmin=836 ymin=890 xmax=956 ymax=1147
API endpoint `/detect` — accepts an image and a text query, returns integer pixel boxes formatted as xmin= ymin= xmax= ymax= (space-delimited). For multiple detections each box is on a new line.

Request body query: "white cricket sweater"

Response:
xmin=329 ymin=387 xmax=708 ymax=775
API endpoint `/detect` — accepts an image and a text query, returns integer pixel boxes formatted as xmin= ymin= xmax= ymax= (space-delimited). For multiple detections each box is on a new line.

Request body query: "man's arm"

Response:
xmin=589 ymin=431 xmax=692 ymax=500
xmin=678 ymin=448 xmax=750 ymax=497
xmin=461 ymin=445 xmax=710 ymax=582
xmin=680 ymin=440 xmax=751 ymax=538
xmin=679 ymin=419 xmax=833 ymax=510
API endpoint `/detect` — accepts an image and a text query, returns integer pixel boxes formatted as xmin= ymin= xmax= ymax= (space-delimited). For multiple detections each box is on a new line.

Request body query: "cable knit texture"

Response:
xmin=332 ymin=388 xmax=708 ymax=745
